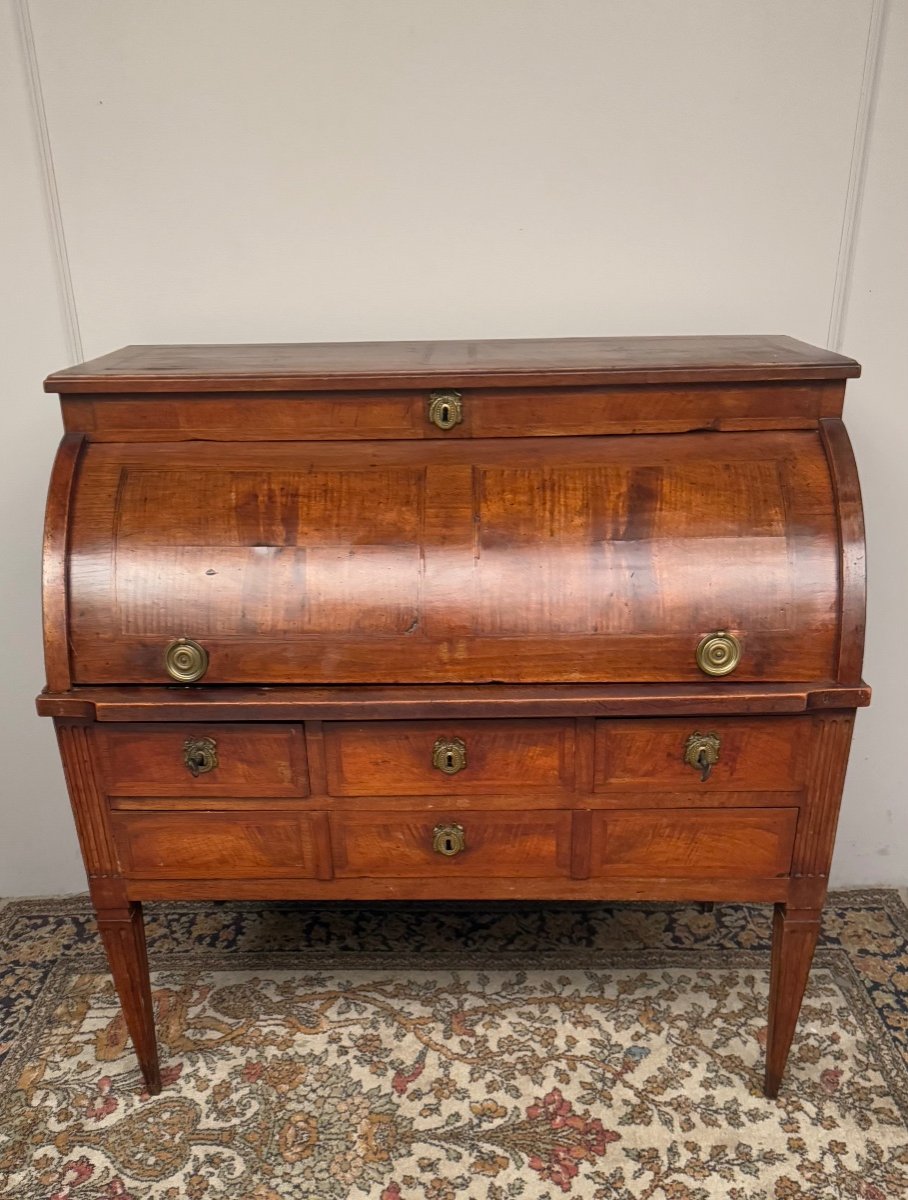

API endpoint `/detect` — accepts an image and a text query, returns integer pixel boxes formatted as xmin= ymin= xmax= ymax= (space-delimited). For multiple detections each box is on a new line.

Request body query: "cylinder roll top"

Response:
xmin=60 ymin=429 xmax=842 ymax=686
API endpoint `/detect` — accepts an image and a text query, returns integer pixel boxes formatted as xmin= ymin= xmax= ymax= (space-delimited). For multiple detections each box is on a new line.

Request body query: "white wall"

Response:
xmin=0 ymin=0 xmax=83 ymax=894
xmin=1 ymin=0 xmax=904 ymax=893
xmin=836 ymin=0 xmax=908 ymax=885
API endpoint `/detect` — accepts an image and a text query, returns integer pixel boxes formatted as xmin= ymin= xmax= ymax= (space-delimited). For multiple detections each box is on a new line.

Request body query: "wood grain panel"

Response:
xmin=323 ymin=719 xmax=575 ymax=796
xmin=111 ymin=812 xmax=321 ymax=878
xmin=42 ymin=434 xmax=84 ymax=690
xmin=61 ymin=381 xmax=845 ymax=441
xmin=96 ymin=723 xmax=307 ymax=797
xmin=329 ymin=809 xmax=572 ymax=878
xmin=589 ymin=807 xmax=797 ymax=878
xmin=66 ymin=432 xmax=839 ymax=685
xmin=595 ymin=717 xmax=807 ymax=792
xmin=820 ymin=419 xmax=867 ymax=685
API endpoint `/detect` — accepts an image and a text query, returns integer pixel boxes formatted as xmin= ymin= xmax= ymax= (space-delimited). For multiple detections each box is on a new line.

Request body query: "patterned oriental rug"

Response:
xmin=0 ymin=892 xmax=907 ymax=1199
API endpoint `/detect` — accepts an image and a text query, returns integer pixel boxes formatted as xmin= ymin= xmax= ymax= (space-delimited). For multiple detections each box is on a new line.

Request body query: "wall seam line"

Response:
xmin=15 ymin=0 xmax=84 ymax=363
xmin=826 ymin=0 xmax=889 ymax=352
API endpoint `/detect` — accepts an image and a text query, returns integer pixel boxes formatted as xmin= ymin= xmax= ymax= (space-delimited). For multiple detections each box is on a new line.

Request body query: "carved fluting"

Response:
xmin=55 ymin=722 xmax=119 ymax=874
xmin=793 ymin=715 xmax=855 ymax=878
xmin=97 ymin=904 xmax=161 ymax=1094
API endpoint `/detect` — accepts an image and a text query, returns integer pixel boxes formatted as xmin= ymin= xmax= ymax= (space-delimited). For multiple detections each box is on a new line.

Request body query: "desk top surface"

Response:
xmin=46 ymin=335 xmax=860 ymax=393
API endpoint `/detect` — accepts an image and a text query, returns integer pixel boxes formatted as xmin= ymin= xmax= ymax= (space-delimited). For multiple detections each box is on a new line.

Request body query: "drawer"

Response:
xmin=68 ymin=385 xmax=833 ymax=443
xmin=110 ymin=812 xmax=324 ymax=879
xmin=323 ymin=720 xmax=575 ymax=797
xmin=588 ymin=807 xmax=797 ymax=879
xmin=329 ymin=809 xmax=572 ymax=878
xmin=96 ymin=723 xmax=307 ymax=797
xmin=594 ymin=718 xmax=805 ymax=792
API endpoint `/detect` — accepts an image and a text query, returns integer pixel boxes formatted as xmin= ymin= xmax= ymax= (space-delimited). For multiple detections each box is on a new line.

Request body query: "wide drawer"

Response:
xmin=595 ymin=717 xmax=806 ymax=792
xmin=587 ymin=807 xmax=797 ymax=878
xmin=323 ymin=719 xmax=575 ymax=796
xmin=329 ymin=809 xmax=572 ymax=877
xmin=65 ymin=383 xmax=835 ymax=442
xmin=96 ymin=723 xmax=308 ymax=797
xmin=110 ymin=811 xmax=324 ymax=878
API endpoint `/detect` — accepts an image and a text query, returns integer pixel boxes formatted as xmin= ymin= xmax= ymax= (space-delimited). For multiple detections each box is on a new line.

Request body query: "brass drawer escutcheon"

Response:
xmin=183 ymin=736 xmax=218 ymax=777
xmin=164 ymin=637 xmax=209 ymax=683
xmin=428 ymin=390 xmax=463 ymax=430
xmin=683 ymin=731 xmax=721 ymax=782
xmin=432 ymin=822 xmax=466 ymax=856
xmin=695 ymin=631 xmax=741 ymax=677
xmin=432 ymin=736 xmax=467 ymax=775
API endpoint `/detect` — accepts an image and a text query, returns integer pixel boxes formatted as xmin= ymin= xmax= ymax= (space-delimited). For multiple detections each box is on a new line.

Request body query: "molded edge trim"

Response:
xmin=36 ymin=682 xmax=871 ymax=722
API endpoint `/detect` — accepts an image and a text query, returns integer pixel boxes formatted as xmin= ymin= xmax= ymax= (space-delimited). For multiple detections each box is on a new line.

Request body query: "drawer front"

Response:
xmin=323 ymin=720 xmax=575 ymax=797
xmin=96 ymin=723 xmax=307 ymax=797
xmin=589 ymin=807 xmax=797 ymax=878
xmin=595 ymin=718 xmax=805 ymax=793
xmin=68 ymin=384 xmax=835 ymax=442
xmin=111 ymin=812 xmax=322 ymax=879
xmin=330 ymin=810 xmax=572 ymax=878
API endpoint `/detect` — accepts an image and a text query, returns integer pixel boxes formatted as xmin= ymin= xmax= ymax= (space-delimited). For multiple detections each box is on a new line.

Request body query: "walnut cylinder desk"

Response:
xmin=38 ymin=336 xmax=870 ymax=1098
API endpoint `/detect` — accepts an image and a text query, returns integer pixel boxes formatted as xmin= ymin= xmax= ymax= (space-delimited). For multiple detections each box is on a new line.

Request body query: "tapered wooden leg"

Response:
xmin=96 ymin=902 xmax=161 ymax=1095
xmin=764 ymin=904 xmax=822 ymax=1098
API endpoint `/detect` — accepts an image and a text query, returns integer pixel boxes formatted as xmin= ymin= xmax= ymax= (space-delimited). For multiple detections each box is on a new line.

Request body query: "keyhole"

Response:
xmin=443 ymin=835 xmax=454 ymax=852
xmin=446 ymin=751 xmax=454 ymax=769
xmin=440 ymin=403 xmax=450 ymax=425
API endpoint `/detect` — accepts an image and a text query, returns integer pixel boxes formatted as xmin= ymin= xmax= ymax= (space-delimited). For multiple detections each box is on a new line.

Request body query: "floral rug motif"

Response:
xmin=0 ymin=891 xmax=907 ymax=1198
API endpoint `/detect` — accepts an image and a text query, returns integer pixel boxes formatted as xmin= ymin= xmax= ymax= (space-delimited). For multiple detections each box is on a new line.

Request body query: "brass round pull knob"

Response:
xmin=433 ymin=823 xmax=465 ymax=856
xmin=164 ymin=637 xmax=209 ymax=683
xmin=428 ymin=390 xmax=463 ymax=431
xmin=683 ymin=731 xmax=720 ymax=781
xmin=183 ymin=736 xmax=218 ymax=777
xmin=432 ymin=736 xmax=467 ymax=775
xmin=695 ymin=631 xmax=741 ymax=677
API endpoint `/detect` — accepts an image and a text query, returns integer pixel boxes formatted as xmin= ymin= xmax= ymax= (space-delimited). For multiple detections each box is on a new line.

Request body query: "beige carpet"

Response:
xmin=1 ymin=892 xmax=906 ymax=1198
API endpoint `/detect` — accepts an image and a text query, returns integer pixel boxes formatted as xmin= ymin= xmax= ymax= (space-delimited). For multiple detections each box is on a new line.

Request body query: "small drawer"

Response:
xmin=111 ymin=811 xmax=323 ymax=879
xmin=96 ymin=723 xmax=307 ymax=797
xmin=323 ymin=719 xmax=575 ymax=797
xmin=589 ymin=807 xmax=797 ymax=879
xmin=330 ymin=809 xmax=572 ymax=878
xmin=594 ymin=718 xmax=805 ymax=793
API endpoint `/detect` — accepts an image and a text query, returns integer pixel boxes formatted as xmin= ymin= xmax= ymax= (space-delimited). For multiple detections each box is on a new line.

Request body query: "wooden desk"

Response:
xmin=38 ymin=335 xmax=869 ymax=1096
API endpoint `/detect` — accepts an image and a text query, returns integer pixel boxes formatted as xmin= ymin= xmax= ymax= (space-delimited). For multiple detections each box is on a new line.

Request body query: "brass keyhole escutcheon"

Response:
xmin=695 ymin=630 xmax=741 ymax=677
xmin=183 ymin=735 xmax=218 ymax=777
xmin=164 ymin=637 xmax=209 ymax=683
xmin=433 ymin=823 xmax=466 ymax=856
xmin=683 ymin=731 xmax=720 ymax=782
xmin=428 ymin=390 xmax=463 ymax=431
xmin=432 ymin=736 xmax=467 ymax=775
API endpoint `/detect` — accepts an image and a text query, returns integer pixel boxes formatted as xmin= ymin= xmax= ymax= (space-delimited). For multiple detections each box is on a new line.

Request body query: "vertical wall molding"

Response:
xmin=14 ymin=0 xmax=83 ymax=363
xmin=826 ymin=0 xmax=889 ymax=352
